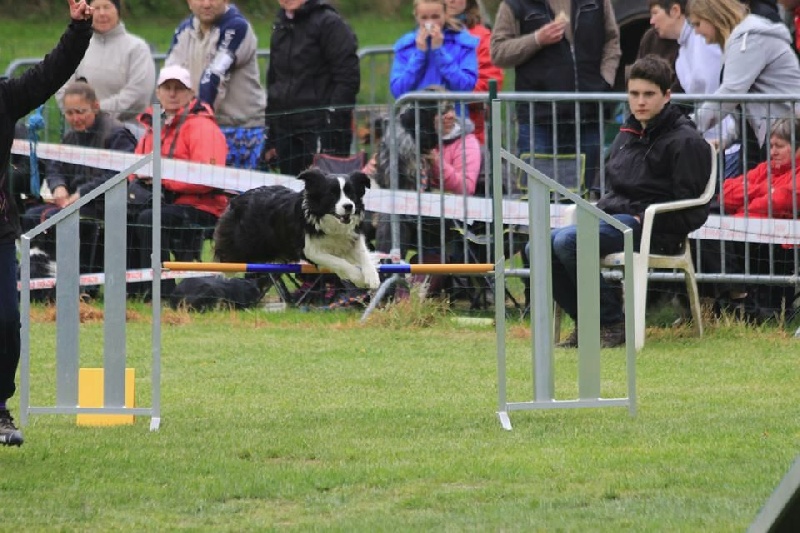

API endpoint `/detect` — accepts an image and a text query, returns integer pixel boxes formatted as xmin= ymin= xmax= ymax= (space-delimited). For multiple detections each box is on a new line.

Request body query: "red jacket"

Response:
xmin=722 ymin=156 xmax=800 ymax=218
xmin=135 ymin=98 xmax=229 ymax=217
xmin=467 ymin=24 xmax=504 ymax=145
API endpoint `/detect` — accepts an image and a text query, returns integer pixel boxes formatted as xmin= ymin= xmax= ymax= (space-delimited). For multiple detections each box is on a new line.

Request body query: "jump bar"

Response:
xmin=163 ymin=261 xmax=494 ymax=275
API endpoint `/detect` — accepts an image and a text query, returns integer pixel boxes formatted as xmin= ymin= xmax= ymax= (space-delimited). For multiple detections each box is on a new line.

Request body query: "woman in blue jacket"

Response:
xmin=390 ymin=0 xmax=479 ymax=98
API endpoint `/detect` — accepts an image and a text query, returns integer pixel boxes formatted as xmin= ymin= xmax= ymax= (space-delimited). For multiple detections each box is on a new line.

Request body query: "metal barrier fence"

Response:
xmin=489 ymin=99 xmax=637 ymax=430
xmin=19 ymin=105 xmax=165 ymax=430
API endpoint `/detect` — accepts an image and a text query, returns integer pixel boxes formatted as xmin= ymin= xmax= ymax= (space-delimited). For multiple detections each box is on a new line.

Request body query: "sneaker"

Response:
xmin=556 ymin=328 xmax=579 ymax=348
xmin=600 ymin=322 xmax=626 ymax=348
xmin=0 ymin=409 xmax=23 ymax=447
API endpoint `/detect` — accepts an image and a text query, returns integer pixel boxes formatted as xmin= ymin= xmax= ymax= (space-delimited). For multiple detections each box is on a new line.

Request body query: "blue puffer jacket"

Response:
xmin=390 ymin=27 xmax=478 ymax=99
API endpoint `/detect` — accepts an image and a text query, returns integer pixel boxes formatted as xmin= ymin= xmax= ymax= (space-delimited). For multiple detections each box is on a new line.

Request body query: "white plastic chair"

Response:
xmin=555 ymin=141 xmax=717 ymax=350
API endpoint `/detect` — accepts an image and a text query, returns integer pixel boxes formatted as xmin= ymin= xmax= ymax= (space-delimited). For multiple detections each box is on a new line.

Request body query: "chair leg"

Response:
xmin=632 ymin=257 xmax=650 ymax=351
xmin=683 ymin=265 xmax=704 ymax=337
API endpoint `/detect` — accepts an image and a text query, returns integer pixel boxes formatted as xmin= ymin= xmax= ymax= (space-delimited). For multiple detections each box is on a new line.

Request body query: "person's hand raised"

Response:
xmin=535 ymin=20 xmax=566 ymax=46
xmin=428 ymin=24 xmax=444 ymax=50
xmin=68 ymin=0 xmax=94 ymax=21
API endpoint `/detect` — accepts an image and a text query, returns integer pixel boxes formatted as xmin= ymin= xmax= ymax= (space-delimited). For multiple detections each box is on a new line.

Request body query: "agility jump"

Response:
xmin=163 ymin=261 xmax=495 ymax=275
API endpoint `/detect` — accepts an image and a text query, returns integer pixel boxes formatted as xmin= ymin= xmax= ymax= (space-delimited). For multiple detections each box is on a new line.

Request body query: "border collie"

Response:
xmin=213 ymin=168 xmax=380 ymax=290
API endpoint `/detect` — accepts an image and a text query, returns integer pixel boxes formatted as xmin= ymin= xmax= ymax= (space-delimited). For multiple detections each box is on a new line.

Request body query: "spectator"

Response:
xmin=635 ymin=28 xmax=682 ymax=93
xmin=690 ymin=0 xmax=800 ymax=168
xmin=426 ymin=102 xmax=482 ymax=195
xmin=57 ymin=0 xmax=156 ymax=136
xmin=129 ymin=65 xmax=228 ymax=298
xmin=373 ymin=96 xmax=479 ymax=281
xmin=166 ymin=0 xmax=266 ymax=169
xmin=391 ymin=0 xmax=477 ymax=100
xmin=0 ymin=0 xmax=94 ymax=448
xmin=445 ymin=0 xmax=503 ymax=144
xmin=265 ymin=0 xmax=360 ymax=177
xmin=722 ymin=119 xmax=800 ymax=218
xmin=714 ymin=119 xmax=800 ymax=320
xmin=530 ymin=56 xmax=711 ymax=348
xmin=649 ymin=0 xmax=722 ymax=95
xmin=490 ymin=0 xmax=621 ymax=197
xmin=20 ymin=80 xmax=136 ymax=272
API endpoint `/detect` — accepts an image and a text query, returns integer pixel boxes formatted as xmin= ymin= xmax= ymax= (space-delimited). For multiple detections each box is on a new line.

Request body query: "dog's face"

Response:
xmin=299 ymin=169 xmax=370 ymax=229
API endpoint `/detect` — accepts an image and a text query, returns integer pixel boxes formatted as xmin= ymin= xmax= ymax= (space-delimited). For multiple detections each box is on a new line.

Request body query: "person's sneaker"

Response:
xmin=0 ymin=409 xmax=23 ymax=447
xmin=556 ymin=328 xmax=579 ymax=348
xmin=600 ymin=322 xmax=626 ymax=348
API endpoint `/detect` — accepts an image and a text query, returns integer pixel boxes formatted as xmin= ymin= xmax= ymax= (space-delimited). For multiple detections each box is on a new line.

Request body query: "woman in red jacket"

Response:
xmin=445 ymin=0 xmax=503 ymax=144
xmin=722 ymin=118 xmax=800 ymax=218
xmin=716 ymin=118 xmax=800 ymax=320
xmin=129 ymin=65 xmax=228 ymax=297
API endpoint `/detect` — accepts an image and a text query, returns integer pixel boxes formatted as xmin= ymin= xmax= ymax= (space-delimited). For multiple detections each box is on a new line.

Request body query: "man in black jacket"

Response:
xmin=0 ymin=0 xmax=94 ymax=447
xmin=544 ymin=55 xmax=711 ymax=348
xmin=264 ymin=0 xmax=360 ymax=176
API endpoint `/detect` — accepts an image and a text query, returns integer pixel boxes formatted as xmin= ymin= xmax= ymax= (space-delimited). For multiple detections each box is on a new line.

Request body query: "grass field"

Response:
xmin=4 ymin=298 xmax=799 ymax=530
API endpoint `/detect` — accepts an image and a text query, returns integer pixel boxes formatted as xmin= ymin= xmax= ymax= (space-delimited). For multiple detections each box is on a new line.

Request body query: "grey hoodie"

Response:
xmin=696 ymin=14 xmax=800 ymax=147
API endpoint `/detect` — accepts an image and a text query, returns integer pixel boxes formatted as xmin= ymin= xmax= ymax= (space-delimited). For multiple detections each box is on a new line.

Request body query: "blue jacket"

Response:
xmin=390 ymin=27 xmax=478 ymax=99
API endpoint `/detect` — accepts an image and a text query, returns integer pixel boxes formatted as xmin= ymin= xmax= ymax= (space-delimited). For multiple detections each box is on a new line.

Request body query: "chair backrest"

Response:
xmin=513 ymin=152 xmax=585 ymax=197
xmin=312 ymin=152 xmax=366 ymax=176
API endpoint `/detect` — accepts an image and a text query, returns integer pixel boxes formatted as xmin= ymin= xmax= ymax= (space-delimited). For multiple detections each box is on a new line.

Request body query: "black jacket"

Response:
xmin=504 ymin=0 xmax=609 ymax=123
xmin=46 ymin=111 xmax=136 ymax=198
xmin=0 ymin=20 xmax=92 ymax=244
xmin=597 ymin=103 xmax=712 ymax=244
xmin=265 ymin=0 xmax=359 ymax=134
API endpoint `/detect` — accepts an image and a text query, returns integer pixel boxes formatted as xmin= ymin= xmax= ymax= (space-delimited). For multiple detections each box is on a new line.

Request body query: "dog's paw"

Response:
xmin=363 ymin=267 xmax=381 ymax=290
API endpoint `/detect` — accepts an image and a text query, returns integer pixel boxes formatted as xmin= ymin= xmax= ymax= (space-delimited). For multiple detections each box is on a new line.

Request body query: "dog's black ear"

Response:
xmin=297 ymin=168 xmax=327 ymax=191
xmin=349 ymin=171 xmax=371 ymax=190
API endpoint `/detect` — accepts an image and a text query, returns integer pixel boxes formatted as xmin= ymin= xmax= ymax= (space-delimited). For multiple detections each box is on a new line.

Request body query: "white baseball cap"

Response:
xmin=157 ymin=65 xmax=193 ymax=90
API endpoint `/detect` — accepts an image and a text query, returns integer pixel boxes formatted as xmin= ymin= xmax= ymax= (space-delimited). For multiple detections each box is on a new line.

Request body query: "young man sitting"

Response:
xmin=540 ymin=55 xmax=713 ymax=348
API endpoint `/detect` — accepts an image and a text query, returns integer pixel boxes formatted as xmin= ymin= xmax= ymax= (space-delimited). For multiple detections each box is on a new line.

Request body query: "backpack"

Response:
xmin=169 ymin=277 xmax=264 ymax=311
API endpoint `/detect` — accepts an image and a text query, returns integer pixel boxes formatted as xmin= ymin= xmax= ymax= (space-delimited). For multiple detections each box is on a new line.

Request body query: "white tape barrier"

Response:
xmin=18 ymin=268 xmax=218 ymax=291
xmin=13 ymin=140 xmax=800 ymax=245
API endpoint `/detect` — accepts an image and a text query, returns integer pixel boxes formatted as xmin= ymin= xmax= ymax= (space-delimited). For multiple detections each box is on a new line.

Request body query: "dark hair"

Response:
xmin=627 ymin=55 xmax=673 ymax=94
xmin=647 ymin=0 xmax=687 ymax=13
xmin=63 ymin=80 xmax=98 ymax=104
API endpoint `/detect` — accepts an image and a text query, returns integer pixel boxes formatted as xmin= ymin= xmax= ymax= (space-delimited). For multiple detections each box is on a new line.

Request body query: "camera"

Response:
xmin=424 ymin=22 xmax=434 ymax=31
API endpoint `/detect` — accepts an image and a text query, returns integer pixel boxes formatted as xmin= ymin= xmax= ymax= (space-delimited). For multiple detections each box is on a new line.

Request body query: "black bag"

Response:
xmin=169 ymin=277 xmax=264 ymax=311
xmin=127 ymin=179 xmax=153 ymax=206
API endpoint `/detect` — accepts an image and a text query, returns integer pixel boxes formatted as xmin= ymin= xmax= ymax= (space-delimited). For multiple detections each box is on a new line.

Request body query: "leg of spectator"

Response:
xmin=597 ymin=215 xmax=641 ymax=326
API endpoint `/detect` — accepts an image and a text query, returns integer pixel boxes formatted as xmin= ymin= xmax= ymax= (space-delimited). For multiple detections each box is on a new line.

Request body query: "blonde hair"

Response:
xmin=413 ymin=0 xmax=463 ymax=31
xmin=687 ymin=0 xmax=746 ymax=48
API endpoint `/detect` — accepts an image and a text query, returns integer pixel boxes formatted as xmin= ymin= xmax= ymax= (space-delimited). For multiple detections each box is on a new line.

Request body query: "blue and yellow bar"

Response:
xmin=163 ymin=261 xmax=494 ymax=275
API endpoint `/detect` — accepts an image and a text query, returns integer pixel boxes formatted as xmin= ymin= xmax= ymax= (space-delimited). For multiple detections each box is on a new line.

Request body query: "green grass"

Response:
xmin=7 ymin=300 xmax=800 ymax=531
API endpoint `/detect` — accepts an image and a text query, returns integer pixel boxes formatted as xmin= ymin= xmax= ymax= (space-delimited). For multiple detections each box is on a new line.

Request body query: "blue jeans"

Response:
xmin=544 ymin=215 xmax=641 ymax=326
xmin=517 ymin=122 xmax=602 ymax=193
xmin=0 ymin=241 xmax=21 ymax=402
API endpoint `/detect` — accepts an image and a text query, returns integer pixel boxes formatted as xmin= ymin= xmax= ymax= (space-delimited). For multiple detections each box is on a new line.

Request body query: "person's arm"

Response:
xmin=432 ymin=33 xmax=478 ymax=92
xmin=696 ymin=36 xmax=765 ymax=131
xmin=390 ymin=35 xmax=428 ymax=98
xmin=100 ymin=38 xmax=157 ymax=116
xmin=321 ymin=13 xmax=360 ymax=107
xmin=196 ymin=17 xmax=253 ymax=108
xmin=490 ymin=2 xmax=541 ymax=68
xmin=75 ymin=126 xmax=138 ymax=197
xmin=721 ymin=171 xmax=748 ymax=214
xmin=651 ymin=137 xmax=713 ymax=234
xmin=1 ymin=2 xmax=92 ymax=122
xmin=473 ymin=30 xmax=504 ymax=92
xmin=600 ymin=0 xmax=621 ymax=88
